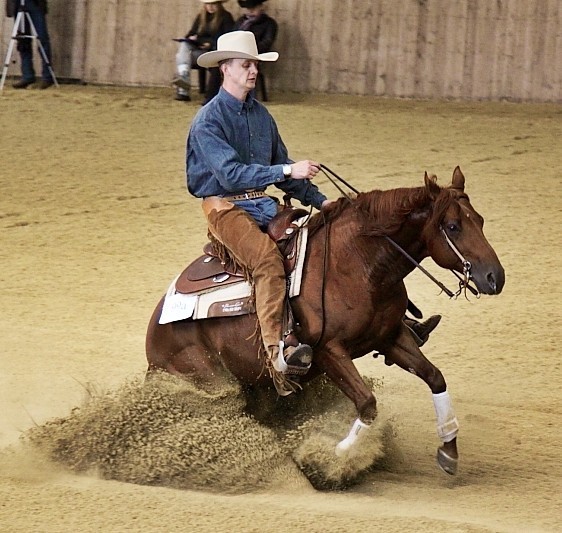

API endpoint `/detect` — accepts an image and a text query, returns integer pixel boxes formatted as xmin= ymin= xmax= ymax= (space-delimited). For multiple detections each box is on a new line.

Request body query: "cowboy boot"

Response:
xmin=173 ymin=64 xmax=191 ymax=101
xmin=404 ymin=314 xmax=442 ymax=346
xmin=271 ymin=342 xmax=313 ymax=397
xmin=273 ymin=341 xmax=313 ymax=376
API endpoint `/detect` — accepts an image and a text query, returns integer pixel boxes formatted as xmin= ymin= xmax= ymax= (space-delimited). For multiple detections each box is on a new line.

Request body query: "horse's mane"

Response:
xmin=308 ymin=180 xmax=461 ymax=238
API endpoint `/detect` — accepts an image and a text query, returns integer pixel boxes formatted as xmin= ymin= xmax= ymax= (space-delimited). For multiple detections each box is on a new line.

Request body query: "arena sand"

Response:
xmin=0 ymin=85 xmax=560 ymax=532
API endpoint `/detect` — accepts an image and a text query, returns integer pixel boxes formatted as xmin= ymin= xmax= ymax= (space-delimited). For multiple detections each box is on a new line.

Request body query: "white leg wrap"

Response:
xmin=433 ymin=391 xmax=459 ymax=443
xmin=335 ymin=418 xmax=370 ymax=457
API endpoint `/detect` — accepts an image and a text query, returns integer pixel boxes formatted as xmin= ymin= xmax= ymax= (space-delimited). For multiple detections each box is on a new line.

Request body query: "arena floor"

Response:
xmin=0 ymin=85 xmax=560 ymax=532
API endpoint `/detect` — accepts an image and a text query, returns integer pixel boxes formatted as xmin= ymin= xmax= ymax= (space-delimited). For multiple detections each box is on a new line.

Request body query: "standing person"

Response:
xmin=187 ymin=31 xmax=330 ymax=395
xmin=204 ymin=0 xmax=277 ymax=104
xmin=6 ymin=0 xmax=54 ymax=89
xmin=173 ymin=0 xmax=234 ymax=102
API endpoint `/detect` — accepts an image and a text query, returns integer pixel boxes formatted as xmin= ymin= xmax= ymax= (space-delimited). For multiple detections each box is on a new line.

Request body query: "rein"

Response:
xmin=319 ymin=164 xmax=477 ymax=299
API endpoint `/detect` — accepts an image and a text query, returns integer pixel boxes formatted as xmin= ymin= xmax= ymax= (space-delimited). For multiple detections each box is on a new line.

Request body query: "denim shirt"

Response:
xmin=186 ymin=88 xmax=326 ymax=224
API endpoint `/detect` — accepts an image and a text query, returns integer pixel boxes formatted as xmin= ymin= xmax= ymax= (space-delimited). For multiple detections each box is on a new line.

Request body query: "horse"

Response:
xmin=145 ymin=166 xmax=505 ymax=475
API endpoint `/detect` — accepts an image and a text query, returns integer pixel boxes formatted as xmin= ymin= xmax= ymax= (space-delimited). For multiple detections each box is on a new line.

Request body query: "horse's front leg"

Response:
xmin=384 ymin=324 xmax=459 ymax=475
xmin=316 ymin=345 xmax=377 ymax=456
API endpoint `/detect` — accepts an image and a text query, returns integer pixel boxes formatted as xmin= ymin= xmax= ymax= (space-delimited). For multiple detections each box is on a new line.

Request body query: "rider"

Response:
xmin=186 ymin=31 xmax=441 ymax=394
xmin=186 ymin=31 xmax=326 ymax=394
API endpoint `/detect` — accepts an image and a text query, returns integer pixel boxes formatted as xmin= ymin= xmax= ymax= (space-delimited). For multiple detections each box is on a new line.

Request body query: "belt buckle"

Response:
xmin=244 ymin=192 xmax=250 ymax=200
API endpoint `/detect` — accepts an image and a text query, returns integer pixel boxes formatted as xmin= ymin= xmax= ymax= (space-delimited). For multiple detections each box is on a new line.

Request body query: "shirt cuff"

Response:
xmin=274 ymin=165 xmax=286 ymax=183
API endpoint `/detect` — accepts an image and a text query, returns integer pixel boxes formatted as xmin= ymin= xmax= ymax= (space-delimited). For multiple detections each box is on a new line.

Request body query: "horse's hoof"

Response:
xmin=436 ymin=447 xmax=458 ymax=475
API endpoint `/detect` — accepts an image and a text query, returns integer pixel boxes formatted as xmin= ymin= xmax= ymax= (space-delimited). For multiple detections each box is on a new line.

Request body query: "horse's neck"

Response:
xmin=389 ymin=224 xmax=429 ymax=274
xmin=330 ymin=205 xmax=430 ymax=283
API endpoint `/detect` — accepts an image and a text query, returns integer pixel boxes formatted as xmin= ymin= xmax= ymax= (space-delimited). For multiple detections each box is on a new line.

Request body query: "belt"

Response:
xmin=221 ymin=190 xmax=267 ymax=202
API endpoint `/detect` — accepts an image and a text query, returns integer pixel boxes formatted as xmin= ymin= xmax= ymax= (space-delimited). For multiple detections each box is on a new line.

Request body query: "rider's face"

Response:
xmin=223 ymin=59 xmax=259 ymax=91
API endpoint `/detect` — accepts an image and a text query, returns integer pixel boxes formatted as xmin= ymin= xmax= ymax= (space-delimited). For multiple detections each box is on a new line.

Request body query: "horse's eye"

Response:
xmin=447 ymin=223 xmax=460 ymax=233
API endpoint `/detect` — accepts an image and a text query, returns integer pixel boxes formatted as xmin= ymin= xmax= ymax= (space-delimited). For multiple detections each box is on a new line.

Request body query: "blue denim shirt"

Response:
xmin=186 ymin=88 xmax=326 ymax=225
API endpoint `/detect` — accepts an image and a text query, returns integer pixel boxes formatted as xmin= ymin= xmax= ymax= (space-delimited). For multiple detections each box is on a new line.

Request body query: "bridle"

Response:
xmin=318 ymin=164 xmax=479 ymax=299
xmin=306 ymin=164 xmax=479 ymax=349
xmin=440 ymin=226 xmax=477 ymax=298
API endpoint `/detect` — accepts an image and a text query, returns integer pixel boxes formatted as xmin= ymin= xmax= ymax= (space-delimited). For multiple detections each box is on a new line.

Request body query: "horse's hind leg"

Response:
xmin=385 ymin=325 xmax=459 ymax=475
xmin=166 ymin=345 xmax=235 ymax=393
xmin=146 ymin=319 xmax=230 ymax=392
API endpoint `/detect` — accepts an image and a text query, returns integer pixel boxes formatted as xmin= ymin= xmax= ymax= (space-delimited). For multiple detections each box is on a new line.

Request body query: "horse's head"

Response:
xmin=423 ymin=167 xmax=505 ymax=295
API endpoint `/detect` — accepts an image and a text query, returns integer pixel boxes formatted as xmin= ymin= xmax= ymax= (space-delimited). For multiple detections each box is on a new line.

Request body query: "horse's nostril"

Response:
xmin=486 ymin=272 xmax=497 ymax=292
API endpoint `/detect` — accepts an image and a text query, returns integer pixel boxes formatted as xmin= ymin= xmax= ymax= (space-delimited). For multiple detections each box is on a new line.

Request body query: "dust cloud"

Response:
xmin=13 ymin=373 xmax=388 ymax=493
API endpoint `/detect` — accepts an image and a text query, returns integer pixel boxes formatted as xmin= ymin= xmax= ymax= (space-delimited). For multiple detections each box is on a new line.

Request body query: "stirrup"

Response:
xmin=272 ymin=340 xmax=312 ymax=376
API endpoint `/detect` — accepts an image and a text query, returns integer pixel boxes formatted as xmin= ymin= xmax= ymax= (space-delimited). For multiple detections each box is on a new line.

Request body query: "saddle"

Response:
xmin=175 ymin=208 xmax=309 ymax=295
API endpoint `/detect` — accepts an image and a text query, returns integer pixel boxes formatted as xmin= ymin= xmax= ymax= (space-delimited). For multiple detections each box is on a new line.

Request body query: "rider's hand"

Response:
xmin=289 ymin=160 xmax=321 ymax=180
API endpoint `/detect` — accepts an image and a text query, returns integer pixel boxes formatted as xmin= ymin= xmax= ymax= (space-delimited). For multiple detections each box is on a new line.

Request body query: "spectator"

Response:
xmin=173 ymin=0 xmax=234 ymax=102
xmin=6 ymin=0 xmax=54 ymax=89
xmin=235 ymin=0 xmax=277 ymax=53
xmin=204 ymin=0 xmax=277 ymax=105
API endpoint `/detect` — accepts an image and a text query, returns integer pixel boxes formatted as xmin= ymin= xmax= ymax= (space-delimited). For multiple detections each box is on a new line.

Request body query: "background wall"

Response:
xmin=1 ymin=0 xmax=560 ymax=102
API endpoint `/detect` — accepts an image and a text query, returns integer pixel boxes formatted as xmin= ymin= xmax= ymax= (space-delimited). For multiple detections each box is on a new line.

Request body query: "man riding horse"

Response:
xmin=186 ymin=31 xmax=439 ymax=395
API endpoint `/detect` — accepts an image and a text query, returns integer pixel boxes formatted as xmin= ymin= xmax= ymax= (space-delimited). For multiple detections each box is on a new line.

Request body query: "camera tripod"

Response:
xmin=0 ymin=0 xmax=58 ymax=91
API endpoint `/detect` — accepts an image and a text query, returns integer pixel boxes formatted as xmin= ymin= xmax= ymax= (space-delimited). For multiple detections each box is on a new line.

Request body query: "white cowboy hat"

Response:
xmin=197 ymin=31 xmax=279 ymax=68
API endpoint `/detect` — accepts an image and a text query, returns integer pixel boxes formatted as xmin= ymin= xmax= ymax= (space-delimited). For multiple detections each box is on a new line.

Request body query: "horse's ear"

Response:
xmin=424 ymin=171 xmax=440 ymax=197
xmin=451 ymin=166 xmax=465 ymax=192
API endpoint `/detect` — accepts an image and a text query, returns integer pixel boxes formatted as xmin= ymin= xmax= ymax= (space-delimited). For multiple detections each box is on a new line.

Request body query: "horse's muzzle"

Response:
xmin=472 ymin=264 xmax=505 ymax=295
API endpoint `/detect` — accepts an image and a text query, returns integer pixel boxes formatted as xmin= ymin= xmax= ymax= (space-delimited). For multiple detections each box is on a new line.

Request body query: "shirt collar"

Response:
xmin=217 ymin=87 xmax=255 ymax=112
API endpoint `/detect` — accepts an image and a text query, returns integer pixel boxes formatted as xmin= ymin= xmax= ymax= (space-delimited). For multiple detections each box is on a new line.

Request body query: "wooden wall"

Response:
xmin=1 ymin=0 xmax=560 ymax=102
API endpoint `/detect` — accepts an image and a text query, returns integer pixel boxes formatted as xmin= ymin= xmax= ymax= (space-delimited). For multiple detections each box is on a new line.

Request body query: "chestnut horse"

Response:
xmin=146 ymin=167 xmax=505 ymax=475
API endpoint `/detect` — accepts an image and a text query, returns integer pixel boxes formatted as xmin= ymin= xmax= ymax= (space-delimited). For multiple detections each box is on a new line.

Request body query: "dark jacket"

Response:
xmin=6 ymin=0 xmax=48 ymax=18
xmin=234 ymin=13 xmax=277 ymax=53
xmin=186 ymin=10 xmax=234 ymax=50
